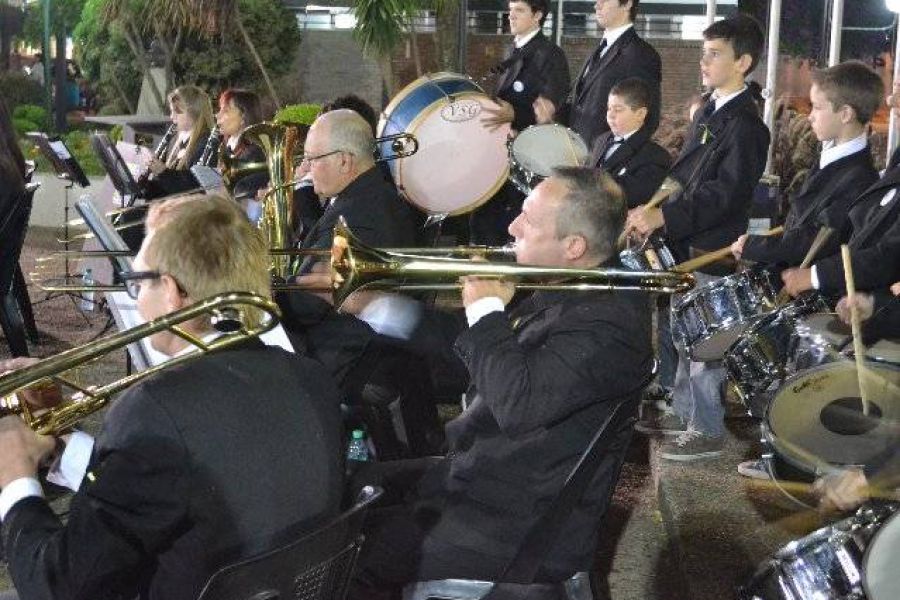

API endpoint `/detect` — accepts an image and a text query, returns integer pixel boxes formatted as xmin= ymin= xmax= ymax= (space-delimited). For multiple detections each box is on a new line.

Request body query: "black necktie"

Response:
xmin=581 ymin=38 xmax=608 ymax=81
xmin=600 ymin=136 xmax=624 ymax=165
xmin=698 ymin=99 xmax=716 ymax=124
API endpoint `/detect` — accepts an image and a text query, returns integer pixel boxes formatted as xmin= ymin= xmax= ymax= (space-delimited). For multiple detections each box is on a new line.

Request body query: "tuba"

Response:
xmin=221 ymin=121 xmax=308 ymax=280
xmin=0 ymin=292 xmax=280 ymax=436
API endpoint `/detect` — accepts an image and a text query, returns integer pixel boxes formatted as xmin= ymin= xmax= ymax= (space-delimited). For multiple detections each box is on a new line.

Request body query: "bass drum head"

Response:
xmin=378 ymin=72 xmax=510 ymax=216
xmin=865 ymin=509 xmax=900 ymax=600
xmin=511 ymin=124 xmax=588 ymax=177
xmin=768 ymin=361 xmax=900 ymax=473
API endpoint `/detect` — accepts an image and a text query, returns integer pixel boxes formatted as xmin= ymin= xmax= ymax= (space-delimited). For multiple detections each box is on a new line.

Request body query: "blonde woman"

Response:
xmin=140 ymin=85 xmax=214 ymax=199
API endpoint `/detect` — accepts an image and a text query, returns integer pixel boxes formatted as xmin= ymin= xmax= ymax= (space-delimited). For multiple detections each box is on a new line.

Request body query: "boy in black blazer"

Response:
xmin=626 ymin=15 xmax=769 ymax=461
xmin=732 ymin=62 xmax=882 ymax=270
xmin=591 ymin=77 xmax=670 ymax=208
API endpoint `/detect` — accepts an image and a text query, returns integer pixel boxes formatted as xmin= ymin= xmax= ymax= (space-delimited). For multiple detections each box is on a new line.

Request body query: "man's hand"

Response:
xmin=533 ymin=96 xmax=556 ymax=124
xmin=0 ymin=416 xmax=56 ymax=488
xmin=460 ymin=276 xmax=515 ymax=309
xmin=781 ymin=267 xmax=813 ymax=298
xmin=481 ymin=99 xmax=515 ymax=132
xmin=625 ymin=206 xmax=664 ymax=238
xmin=814 ymin=467 xmax=869 ymax=512
xmin=731 ymin=234 xmax=748 ymax=260
xmin=836 ymin=293 xmax=875 ymax=324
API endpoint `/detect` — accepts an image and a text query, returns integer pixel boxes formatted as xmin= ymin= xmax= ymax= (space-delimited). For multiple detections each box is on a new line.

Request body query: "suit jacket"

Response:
xmin=412 ymin=285 xmax=653 ymax=575
xmin=660 ymin=88 xmax=770 ymax=264
xmin=743 ymin=145 xmax=877 ymax=267
xmin=300 ymin=166 xmax=419 ymax=251
xmin=2 ymin=341 xmax=344 ymax=600
xmin=559 ymin=27 xmax=661 ymax=148
xmin=495 ymin=32 xmax=570 ymax=133
xmin=864 ymin=290 xmax=900 ymax=344
xmin=590 ymin=129 xmax=671 ymax=208
xmin=814 ymin=166 xmax=900 ymax=294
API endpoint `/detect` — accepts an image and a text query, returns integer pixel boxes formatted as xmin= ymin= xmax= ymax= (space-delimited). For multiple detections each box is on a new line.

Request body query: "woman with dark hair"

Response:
xmin=140 ymin=85 xmax=215 ymax=199
xmin=216 ymin=88 xmax=269 ymax=204
xmin=0 ymin=97 xmax=26 ymax=225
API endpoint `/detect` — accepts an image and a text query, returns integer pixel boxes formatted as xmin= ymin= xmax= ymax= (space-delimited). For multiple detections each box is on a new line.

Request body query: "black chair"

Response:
xmin=403 ymin=398 xmax=641 ymax=600
xmin=196 ymin=486 xmax=383 ymax=600
xmin=0 ymin=182 xmax=38 ymax=357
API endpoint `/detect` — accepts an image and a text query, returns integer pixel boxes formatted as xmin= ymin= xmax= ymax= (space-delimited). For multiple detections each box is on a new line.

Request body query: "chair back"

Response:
xmin=196 ymin=486 xmax=382 ymax=600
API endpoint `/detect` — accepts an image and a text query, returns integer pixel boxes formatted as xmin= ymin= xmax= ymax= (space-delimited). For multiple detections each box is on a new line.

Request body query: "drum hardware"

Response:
xmin=0 ymin=292 xmax=280 ymax=436
xmin=672 ymin=268 xmax=778 ymax=362
xmin=672 ymin=226 xmax=784 ymax=273
xmin=738 ymin=503 xmax=899 ymax=600
xmin=507 ymin=124 xmax=589 ymax=195
xmin=377 ymin=72 xmax=511 ymax=216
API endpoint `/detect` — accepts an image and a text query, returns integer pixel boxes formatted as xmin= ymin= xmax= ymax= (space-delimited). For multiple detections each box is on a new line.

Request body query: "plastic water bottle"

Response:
xmin=346 ymin=429 xmax=369 ymax=463
xmin=80 ymin=268 xmax=95 ymax=312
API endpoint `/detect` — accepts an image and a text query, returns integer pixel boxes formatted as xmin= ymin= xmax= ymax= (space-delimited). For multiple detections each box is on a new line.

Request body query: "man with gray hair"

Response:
xmin=298 ymin=109 xmax=419 ymax=254
xmin=349 ymin=167 xmax=654 ymax=598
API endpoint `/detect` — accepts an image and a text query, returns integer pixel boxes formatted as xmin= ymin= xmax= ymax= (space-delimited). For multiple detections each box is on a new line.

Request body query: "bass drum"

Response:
xmin=739 ymin=503 xmax=899 ymax=600
xmin=377 ymin=72 xmax=510 ymax=216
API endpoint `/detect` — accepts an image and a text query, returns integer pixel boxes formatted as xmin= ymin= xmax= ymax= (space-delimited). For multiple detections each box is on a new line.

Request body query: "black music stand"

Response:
xmin=27 ymin=133 xmax=92 ymax=319
xmin=90 ymin=132 xmax=141 ymax=208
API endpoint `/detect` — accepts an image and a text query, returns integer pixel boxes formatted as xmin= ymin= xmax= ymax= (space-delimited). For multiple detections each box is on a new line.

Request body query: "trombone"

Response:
xmin=0 ymin=292 xmax=280 ymax=436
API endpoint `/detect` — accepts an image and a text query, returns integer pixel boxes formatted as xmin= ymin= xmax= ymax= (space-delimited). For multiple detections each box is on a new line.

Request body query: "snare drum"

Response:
xmin=724 ymin=296 xmax=838 ymax=417
xmin=377 ymin=72 xmax=510 ymax=215
xmin=766 ymin=360 xmax=900 ymax=474
xmin=619 ymin=235 xmax=676 ymax=272
xmin=672 ymin=269 xmax=778 ymax=362
xmin=508 ymin=124 xmax=588 ymax=195
xmin=739 ymin=503 xmax=899 ymax=600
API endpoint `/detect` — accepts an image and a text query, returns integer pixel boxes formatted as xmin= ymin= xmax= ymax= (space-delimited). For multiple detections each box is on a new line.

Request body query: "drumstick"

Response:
xmin=745 ymin=478 xmax=897 ymax=502
xmin=673 ymin=226 xmax=784 ymax=273
xmin=617 ymin=177 xmax=682 ymax=248
xmin=841 ymin=244 xmax=871 ymax=417
xmin=774 ymin=226 xmax=834 ymax=305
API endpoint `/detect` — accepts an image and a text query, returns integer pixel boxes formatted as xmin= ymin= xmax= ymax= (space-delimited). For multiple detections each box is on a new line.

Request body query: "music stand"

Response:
xmin=27 ymin=133 xmax=92 ymax=315
xmin=90 ymin=132 xmax=141 ymax=208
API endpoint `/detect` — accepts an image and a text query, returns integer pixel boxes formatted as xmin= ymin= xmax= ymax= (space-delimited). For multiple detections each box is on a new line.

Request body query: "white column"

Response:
xmin=828 ymin=0 xmax=844 ymax=66
xmin=888 ymin=15 xmax=900 ymax=166
xmin=706 ymin=0 xmax=716 ymax=26
xmin=555 ymin=0 xmax=564 ymax=45
xmin=763 ymin=0 xmax=783 ymax=174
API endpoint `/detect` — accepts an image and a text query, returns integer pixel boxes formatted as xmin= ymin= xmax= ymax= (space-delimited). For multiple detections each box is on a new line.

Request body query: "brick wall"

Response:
xmin=295 ymin=30 xmax=384 ymax=110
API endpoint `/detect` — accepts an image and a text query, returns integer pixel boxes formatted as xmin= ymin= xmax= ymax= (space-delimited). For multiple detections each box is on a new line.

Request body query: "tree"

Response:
xmin=22 ymin=0 xmax=87 ymax=130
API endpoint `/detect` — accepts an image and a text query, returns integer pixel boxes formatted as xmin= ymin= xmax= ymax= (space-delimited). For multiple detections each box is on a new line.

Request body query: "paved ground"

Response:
xmin=0 ymin=229 xmax=845 ymax=598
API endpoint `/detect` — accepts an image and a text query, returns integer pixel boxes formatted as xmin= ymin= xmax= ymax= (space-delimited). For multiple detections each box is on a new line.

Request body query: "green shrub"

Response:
xmin=274 ymin=103 xmax=322 ymax=126
xmin=0 ymin=72 xmax=45 ymax=112
xmin=13 ymin=104 xmax=50 ymax=130
xmin=12 ymin=118 xmax=41 ymax=138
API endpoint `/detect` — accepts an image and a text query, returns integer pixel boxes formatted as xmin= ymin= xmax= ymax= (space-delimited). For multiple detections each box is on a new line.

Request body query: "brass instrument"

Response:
xmin=328 ymin=220 xmax=696 ymax=306
xmin=0 ymin=292 xmax=280 ymax=436
xmin=138 ymin=124 xmax=177 ymax=185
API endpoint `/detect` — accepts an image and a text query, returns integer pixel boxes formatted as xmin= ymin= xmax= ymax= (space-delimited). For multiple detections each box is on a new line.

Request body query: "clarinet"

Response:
xmin=138 ymin=124 xmax=177 ymax=185
xmin=198 ymin=125 xmax=222 ymax=168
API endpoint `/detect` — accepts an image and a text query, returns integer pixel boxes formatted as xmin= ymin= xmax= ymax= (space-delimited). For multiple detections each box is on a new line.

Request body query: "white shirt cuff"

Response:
xmin=0 ymin=477 xmax=44 ymax=521
xmin=465 ymin=296 xmax=506 ymax=326
xmin=46 ymin=431 xmax=94 ymax=492
xmin=810 ymin=265 xmax=820 ymax=290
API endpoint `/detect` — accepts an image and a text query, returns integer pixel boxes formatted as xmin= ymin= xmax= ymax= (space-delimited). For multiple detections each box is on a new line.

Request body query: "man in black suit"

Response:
xmin=0 ymin=196 xmax=344 ymax=600
xmin=554 ymin=0 xmax=661 ymax=149
xmin=732 ymin=61 xmax=881 ymax=270
xmin=590 ymin=77 xmax=670 ymax=208
xmin=349 ymin=168 xmax=654 ymax=598
xmin=473 ymin=0 xmax=570 ymax=246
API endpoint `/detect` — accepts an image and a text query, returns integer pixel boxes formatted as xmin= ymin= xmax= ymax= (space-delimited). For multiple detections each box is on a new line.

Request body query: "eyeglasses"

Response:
xmin=300 ymin=149 xmax=346 ymax=165
xmin=120 ymin=270 xmax=186 ymax=300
